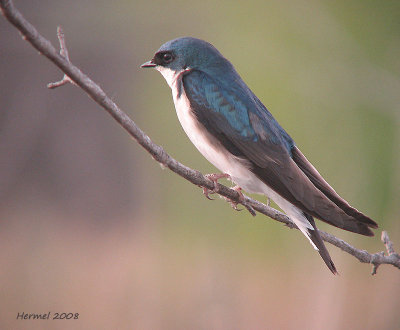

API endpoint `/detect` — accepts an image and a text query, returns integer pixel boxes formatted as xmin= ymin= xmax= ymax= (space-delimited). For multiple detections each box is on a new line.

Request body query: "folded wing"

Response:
xmin=182 ymin=69 xmax=378 ymax=236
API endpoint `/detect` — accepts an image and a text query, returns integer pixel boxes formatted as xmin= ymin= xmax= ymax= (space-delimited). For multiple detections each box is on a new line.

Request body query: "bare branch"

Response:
xmin=1 ymin=0 xmax=399 ymax=273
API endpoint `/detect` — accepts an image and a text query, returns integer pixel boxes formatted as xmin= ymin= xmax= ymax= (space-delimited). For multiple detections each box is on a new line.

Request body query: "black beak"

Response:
xmin=141 ymin=60 xmax=156 ymax=68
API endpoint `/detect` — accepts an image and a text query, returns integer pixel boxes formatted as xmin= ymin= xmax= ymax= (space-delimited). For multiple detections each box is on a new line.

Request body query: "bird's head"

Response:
xmin=141 ymin=37 xmax=234 ymax=86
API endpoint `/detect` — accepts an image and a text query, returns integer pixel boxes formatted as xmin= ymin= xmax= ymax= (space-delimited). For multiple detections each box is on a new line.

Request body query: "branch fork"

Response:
xmin=47 ymin=26 xmax=75 ymax=89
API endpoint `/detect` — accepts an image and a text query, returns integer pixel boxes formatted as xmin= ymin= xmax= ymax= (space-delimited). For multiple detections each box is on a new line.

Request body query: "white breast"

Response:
xmin=170 ymin=70 xmax=247 ymax=182
xmin=159 ymin=65 xmax=270 ymax=194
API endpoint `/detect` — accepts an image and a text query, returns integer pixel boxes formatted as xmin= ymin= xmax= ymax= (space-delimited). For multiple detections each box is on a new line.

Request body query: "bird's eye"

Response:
xmin=161 ymin=52 xmax=174 ymax=64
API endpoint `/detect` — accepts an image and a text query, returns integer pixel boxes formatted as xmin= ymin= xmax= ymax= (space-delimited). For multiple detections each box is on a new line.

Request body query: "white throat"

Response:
xmin=156 ymin=66 xmax=182 ymax=89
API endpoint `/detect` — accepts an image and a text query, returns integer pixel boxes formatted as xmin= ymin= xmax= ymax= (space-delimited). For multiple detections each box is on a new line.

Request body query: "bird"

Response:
xmin=141 ymin=37 xmax=378 ymax=274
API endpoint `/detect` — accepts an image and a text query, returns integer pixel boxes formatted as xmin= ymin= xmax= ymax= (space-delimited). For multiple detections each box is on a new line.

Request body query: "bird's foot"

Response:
xmin=202 ymin=175 xmax=256 ymax=216
xmin=202 ymin=173 xmax=231 ymax=200
xmin=225 ymin=185 xmax=244 ymax=210
xmin=225 ymin=185 xmax=256 ymax=216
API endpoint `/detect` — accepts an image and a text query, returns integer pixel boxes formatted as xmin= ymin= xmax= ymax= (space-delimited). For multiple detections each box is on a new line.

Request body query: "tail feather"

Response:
xmin=291 ymin=146 xmax=378 ymax=232
xmin=304 ymin=213 xmax=337 ymax=274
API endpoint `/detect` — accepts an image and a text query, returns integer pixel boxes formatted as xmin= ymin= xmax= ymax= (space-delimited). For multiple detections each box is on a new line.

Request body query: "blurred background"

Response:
xmin=1 ymin=0 xmax=399 ymax=329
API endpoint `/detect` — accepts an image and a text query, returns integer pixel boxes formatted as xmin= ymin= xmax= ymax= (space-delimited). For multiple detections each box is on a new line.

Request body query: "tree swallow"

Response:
xmin=141 ymin=37 xmax=378 ymax=274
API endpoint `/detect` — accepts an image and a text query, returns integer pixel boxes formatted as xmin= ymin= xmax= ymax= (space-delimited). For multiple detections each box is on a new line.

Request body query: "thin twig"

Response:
xmin=47 ymin=26 xmax=75 ymax=88
xmin=382 ymin=230 xmax=397 ymax=256
xmin=1 ymin=0 xmax=399 ymax=274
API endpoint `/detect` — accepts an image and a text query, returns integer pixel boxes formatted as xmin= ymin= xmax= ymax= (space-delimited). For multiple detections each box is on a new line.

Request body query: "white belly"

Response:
xmin=173 ymin=88 xmax=250 ymax=185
